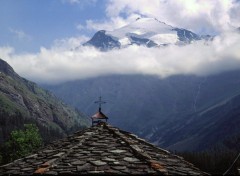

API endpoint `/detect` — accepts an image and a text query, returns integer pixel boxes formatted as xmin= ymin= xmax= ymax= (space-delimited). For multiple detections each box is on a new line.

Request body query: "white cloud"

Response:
xmin=101 ymin=0 xmax=240 ymax=34
xmin=1 ymin=1 xmax=240 ymax=85
xmin=85 ymin=14 xmax=141 ymax=31
xmin=76 ymin=24 xmax=84 ymax=31
xmin=229 ymin=1 xmax=240 ymax=28
xmin=78 ymin=0 xmax=240 ymax=35
xmin=9 ymin=28 xmax=31 ymax=41
xmin=52 ymin=36 xmax=89 ymax=50
xmin=1 ymin=31 xmax=240 ymax=85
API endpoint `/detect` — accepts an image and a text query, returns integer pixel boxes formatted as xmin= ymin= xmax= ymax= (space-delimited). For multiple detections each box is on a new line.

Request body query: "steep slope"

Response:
xmin=45 ymin=70 xmax=240 ymax=151
xmin=83 ymin=17 xmax=202 ymax=50
xmin=157 ymin=93 xmax=240 ymax=152
xmin=83 ymin=30 xmax=121 ymax=50
xmin=0 ymin=59 xmax=90 ymax=144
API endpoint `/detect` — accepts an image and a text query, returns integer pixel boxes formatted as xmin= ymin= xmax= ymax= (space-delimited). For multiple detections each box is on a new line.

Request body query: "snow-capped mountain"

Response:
xmin=83 ymin=17 xmax=202 ymax=51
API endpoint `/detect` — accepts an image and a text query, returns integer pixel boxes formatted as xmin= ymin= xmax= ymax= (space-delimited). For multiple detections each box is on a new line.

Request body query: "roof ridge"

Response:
xmin=0 ymin=123 xmax=208 ymax=175
xmin=103 ymin=123 xmax=168 ymax=174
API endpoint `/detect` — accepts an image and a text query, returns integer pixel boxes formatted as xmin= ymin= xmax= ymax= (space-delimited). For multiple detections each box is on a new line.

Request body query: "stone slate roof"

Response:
xmin=0 ymin=122 xmax=208 ymax=175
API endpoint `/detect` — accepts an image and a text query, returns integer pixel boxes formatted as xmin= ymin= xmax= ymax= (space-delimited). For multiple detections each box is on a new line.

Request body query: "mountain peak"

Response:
xmin=83 ymin=17 xmax=204 ymax=50
xmin=134 ymin=17 xmax=168 ymax=25
xmin=111 ymin=17 xmax=174 ymax=36
xmin=135 ymin=17 xmax=141 ymax=21
xmin=0 ymin=58 xmax=18 ymax=78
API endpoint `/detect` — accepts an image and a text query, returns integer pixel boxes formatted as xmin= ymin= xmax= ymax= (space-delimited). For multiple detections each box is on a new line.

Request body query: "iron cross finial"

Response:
xmin=94 ymin=96 xmax=106 ymax=112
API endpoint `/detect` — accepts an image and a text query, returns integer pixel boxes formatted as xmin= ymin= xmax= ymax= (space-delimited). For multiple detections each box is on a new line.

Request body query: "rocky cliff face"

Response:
xmin=0 ymin=59 xmax=90 ymax=144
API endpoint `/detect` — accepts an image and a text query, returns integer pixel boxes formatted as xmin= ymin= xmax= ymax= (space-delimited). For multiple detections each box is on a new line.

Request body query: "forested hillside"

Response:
xmin=0 ymin=59 xmax=90 ymax=144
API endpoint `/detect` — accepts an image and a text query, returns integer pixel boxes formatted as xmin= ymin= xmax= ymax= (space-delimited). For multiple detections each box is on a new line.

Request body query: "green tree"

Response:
xmin=4 ymin=124 xmax=42 ymax=162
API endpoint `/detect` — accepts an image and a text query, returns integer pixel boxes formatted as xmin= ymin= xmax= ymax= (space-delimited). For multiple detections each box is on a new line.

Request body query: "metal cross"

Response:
xmin=94 ymin=96 xmax=106 ymax=111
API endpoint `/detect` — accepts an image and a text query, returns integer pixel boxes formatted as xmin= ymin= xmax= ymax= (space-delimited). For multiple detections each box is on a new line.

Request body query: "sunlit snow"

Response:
xmin=106 ymin=17 xmax=178 ymax=46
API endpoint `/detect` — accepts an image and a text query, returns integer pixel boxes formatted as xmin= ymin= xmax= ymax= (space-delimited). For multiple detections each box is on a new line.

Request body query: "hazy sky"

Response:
xmin=0 ymin=0 xmax=240 ymax=84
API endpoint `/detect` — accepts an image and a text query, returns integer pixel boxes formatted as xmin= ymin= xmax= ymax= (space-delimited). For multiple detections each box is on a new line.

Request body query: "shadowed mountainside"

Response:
xmin=0 ymin=59 xmax=90 ymax=144
xmin=45 ymin=70 xmax=240 ymax=151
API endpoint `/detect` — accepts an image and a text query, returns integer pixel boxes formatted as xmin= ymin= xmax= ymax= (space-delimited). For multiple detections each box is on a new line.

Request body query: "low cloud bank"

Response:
xmin=0 ymin=31 xmax=240 ymax=85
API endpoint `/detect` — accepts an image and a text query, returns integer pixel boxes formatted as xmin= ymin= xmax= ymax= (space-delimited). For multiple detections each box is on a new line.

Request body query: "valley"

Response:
xmin=45 ymin=69 xmax=240 ymax=152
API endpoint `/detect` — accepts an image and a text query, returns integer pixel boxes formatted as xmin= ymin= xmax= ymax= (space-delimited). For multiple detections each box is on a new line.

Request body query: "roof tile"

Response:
xmin=0 ymin=122 xmax=208 ymax=175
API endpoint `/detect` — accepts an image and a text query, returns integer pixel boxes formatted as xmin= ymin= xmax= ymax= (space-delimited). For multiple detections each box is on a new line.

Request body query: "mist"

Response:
xmin=1 ymin=31 xmax=240 ymax=85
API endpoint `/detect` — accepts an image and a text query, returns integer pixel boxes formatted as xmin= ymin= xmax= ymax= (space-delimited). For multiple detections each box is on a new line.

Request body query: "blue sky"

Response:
xmin=0 ymin=0 xmax=106 ymax=52
xmin=0 ymin=0 xmax=240 ymax=84
xmin=0 ymin=0 xmax=239 ymax=52
xmin=1 ymin=0 xmax=240 ymax=53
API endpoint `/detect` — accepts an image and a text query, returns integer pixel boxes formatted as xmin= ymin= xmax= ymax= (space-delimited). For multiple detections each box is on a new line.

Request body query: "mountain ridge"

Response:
xmin=0 ymin=58 xmax=90 ymax=144
xmin=0 ymin=59 xmax=19 ymax=79
xmin=45 ymin=70 xmax=240 ymax=152
xmin=83 ymin=17 xmax=205 ymax=51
